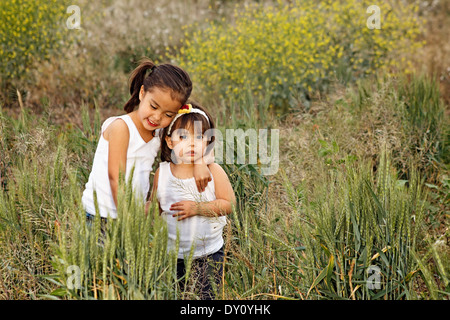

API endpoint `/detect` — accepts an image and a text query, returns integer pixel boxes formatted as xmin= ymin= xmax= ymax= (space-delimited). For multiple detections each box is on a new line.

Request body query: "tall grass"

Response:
xmin=0 ymin=104 xmax=72 ymax=298
xmin=0 ymin=99 xmax=105 ymax=299
xmin=398 ymin=74 xmax=448 ymax=172
xmin=0 ymin=74 xmax=446 ymax=299
xmin=348 ymin=74 xmax=448 ymax=182
xmin=48 ymin=189 xmax=182 ymax=300
xmin=287 ymin=149 xmax=427 ymax=299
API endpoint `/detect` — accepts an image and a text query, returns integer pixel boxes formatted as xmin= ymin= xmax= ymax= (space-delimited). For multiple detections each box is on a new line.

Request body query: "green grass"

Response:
xmin=1 ymin=0 xmax=448 ymax=300
xmin=294 ymin=149 xmax=426 ymax=299
xmin=0 ymin=71 xmax=448 ymax=299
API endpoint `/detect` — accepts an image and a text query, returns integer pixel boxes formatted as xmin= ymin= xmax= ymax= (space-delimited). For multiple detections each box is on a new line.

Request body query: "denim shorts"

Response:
xmin=85 ymin=212 xmax=108 ymax=233
xmin=86 ymin=212 xmax=107 ymax=223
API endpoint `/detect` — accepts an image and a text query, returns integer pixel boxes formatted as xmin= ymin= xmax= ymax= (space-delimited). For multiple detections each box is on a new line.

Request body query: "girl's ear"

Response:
xmin=139 ymin=85 xmax=145 ymax=102
xmin=165 ymin=135 xmax=173 ymax=149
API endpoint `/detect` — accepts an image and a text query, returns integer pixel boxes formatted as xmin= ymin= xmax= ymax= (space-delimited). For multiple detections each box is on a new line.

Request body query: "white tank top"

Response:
xmin=157 ymin=162 xmax=226 ymax=259
xmin=82 ymin=114 xmax=161 ymax=219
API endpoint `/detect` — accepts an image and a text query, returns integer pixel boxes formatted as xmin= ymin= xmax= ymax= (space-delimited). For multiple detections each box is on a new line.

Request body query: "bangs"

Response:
xmin=160 ymin=106 xmax=215 ymax=163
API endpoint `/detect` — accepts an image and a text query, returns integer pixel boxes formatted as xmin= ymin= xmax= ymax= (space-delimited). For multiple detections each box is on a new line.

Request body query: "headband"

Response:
xmin=167 ymin=104 xmax=210 ymax=135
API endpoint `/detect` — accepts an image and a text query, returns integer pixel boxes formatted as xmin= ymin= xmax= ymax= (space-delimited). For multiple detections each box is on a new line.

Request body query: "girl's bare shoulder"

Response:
xmin=103 ymin=118 xmax=129 ymax=141
xmin=208 ymin=163 xmax=228 ymax=179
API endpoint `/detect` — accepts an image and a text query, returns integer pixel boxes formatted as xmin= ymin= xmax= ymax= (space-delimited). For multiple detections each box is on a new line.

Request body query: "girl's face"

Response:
xmin=165 ymin=125 xmax=207 ymax=164
xmin=138 ymin=86 xmax=181 ymax=132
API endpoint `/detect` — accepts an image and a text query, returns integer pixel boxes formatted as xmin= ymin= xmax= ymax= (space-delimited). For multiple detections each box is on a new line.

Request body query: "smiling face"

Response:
xmin=165 ymin=124 xmax=208 ymax=164
xmin=137 ymin=86 xmax=182 ymax=133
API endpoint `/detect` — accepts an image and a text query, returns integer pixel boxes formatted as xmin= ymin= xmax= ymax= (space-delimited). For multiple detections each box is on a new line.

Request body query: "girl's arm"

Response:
xmin=171 ymin=163 xmax=236 ymax=221
xmin=104 ymin=119 xmax=129 ymax=207
xmin=193 ymin=163 xmax=211 ymax=193
xmin=145 ymin=167 xmax=162 ymax=215
xmin=193 ymin=147 xmax=215 ymax=192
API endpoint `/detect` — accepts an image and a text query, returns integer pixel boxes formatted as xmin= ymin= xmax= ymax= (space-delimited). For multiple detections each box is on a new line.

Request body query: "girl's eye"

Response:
xmin=166 ymin=114 xmax=174 ymax=118
xmin=196 ymin=135 xmax=203 ymax=140
xmin=151 ymin=105 xmax=157 ymax=110
xmin=179 ymin=135 xmax=187 ymax=140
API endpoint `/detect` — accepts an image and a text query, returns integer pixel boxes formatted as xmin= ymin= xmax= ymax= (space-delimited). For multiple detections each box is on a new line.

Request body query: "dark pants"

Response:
xmin=177 ymin=247 xmax=224 ymax=300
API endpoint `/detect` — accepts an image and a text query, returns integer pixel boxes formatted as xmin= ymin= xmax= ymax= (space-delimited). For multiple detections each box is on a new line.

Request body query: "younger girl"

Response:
xmin=152 ymin=102 xmax=236 ymax=299
xmin=82 ymin=58 xmax=211 ymax=221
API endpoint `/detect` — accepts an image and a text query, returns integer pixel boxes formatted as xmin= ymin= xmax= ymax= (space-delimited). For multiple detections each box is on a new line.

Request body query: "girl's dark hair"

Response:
xmin=160 ymin=101 xmax=215 ymax=163
xmin=124 ymin=57 xmax=192 ymax=113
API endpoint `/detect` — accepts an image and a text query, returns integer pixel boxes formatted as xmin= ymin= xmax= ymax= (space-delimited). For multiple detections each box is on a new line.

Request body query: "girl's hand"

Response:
xmin=193 ymin=163 xmax=212 ymax=193
xmin=170 ymin=201 xmax=199 ymax=221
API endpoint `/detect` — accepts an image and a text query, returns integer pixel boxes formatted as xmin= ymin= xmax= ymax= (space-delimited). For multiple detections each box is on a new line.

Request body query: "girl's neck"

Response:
xmin=129 ymin=111 xmax=155 ymax=143
xmin=169 ymin=162 xmax=195 ymax=179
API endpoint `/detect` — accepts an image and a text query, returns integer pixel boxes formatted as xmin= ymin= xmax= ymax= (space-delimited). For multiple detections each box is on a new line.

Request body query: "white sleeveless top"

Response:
xmin=157 ymin=162 xmax=226 ymax=259
xmin=82 ymin=114 xmax=161 ymax=219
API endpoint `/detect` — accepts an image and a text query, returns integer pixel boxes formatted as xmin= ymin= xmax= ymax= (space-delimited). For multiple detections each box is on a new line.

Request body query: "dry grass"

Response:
xmin=412 ymin=0 xmax=450 ymax=106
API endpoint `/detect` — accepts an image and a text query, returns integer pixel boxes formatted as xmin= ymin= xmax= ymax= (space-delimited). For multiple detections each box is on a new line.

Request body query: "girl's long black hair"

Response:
xmin=123 ymin=57 xmax=192 ymax=113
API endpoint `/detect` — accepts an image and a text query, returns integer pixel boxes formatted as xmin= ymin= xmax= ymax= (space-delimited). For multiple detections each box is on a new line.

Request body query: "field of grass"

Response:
xmin=0 ymin=0 xmax=449 ymax=300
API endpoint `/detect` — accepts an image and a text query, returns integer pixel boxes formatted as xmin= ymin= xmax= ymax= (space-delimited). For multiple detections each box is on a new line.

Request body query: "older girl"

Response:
xmin=82 ymin=58 xmax=211 ymax=221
